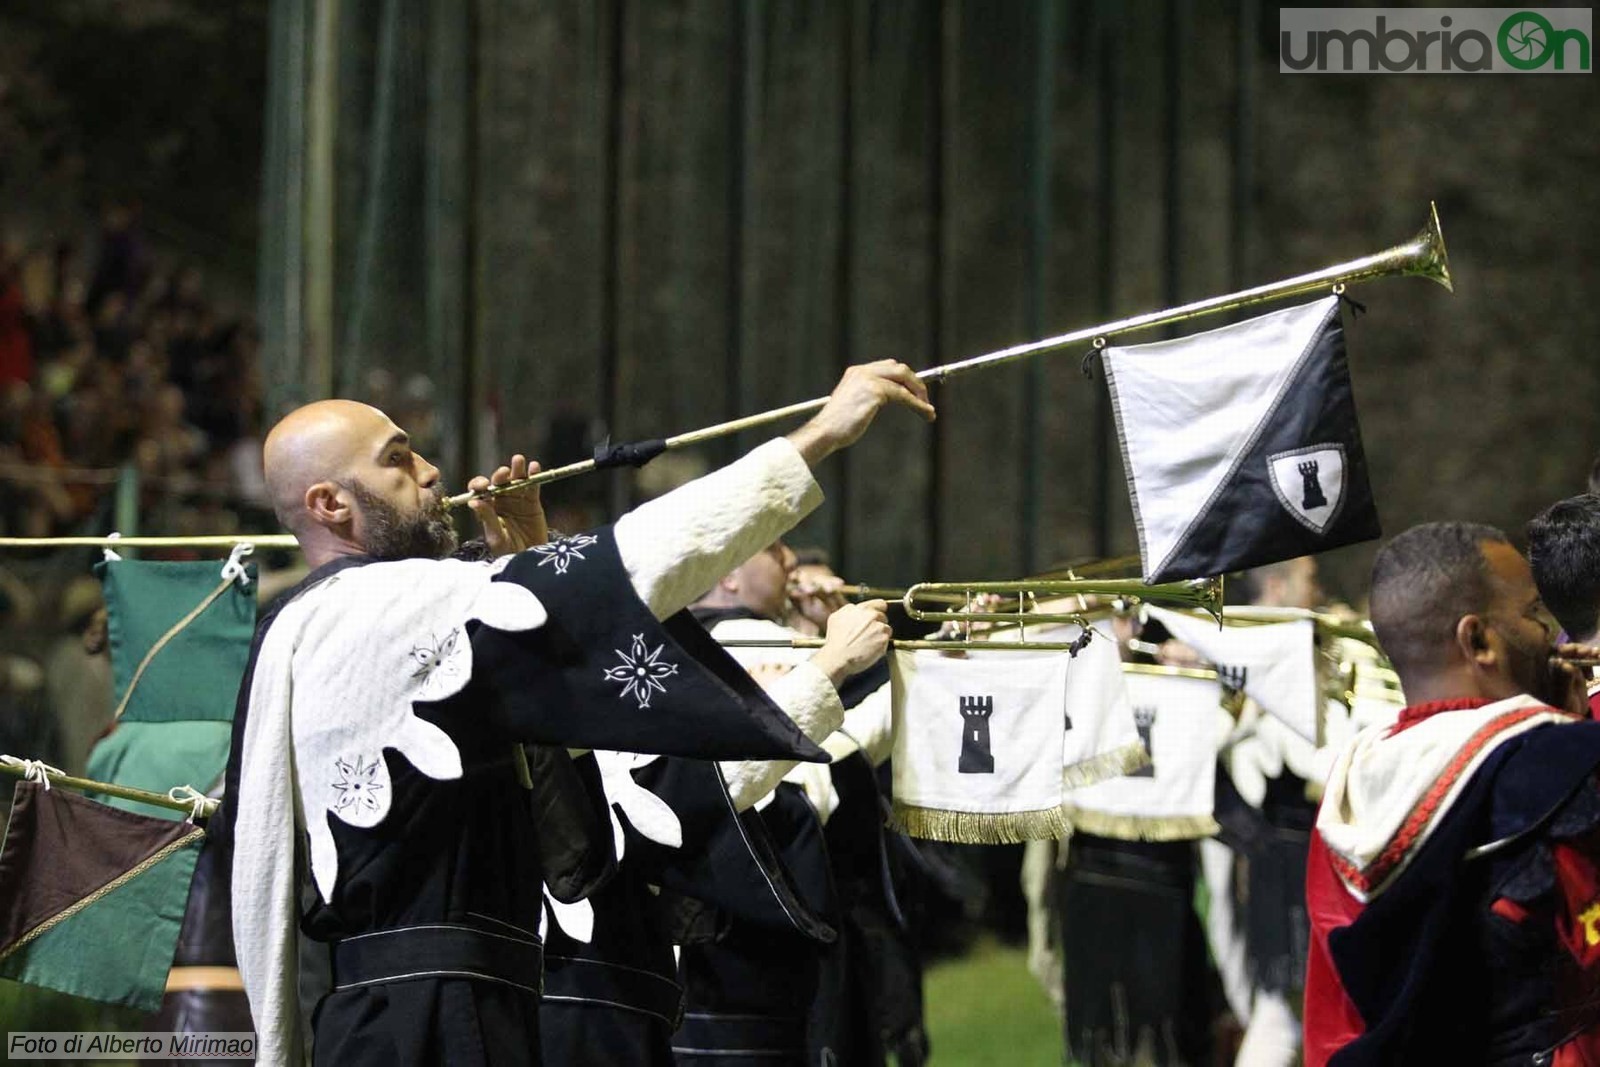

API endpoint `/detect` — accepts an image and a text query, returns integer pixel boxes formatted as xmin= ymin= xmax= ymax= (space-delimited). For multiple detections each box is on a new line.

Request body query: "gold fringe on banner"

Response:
xmin=890 ymin=801 xmax=1072 ymax=845
xmin=1062 ymin=741 xmax=1151 ymax=791
xmin=1059 ymin=806 xmax=1220 ymax=842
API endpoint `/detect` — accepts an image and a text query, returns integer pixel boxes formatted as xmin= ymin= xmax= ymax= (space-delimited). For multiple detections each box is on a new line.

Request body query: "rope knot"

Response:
xmin=221 ymin=542 xmax=255 ymax=587
xmin=2 ymin=755 xmax=65 ymax=790
xmin=166 ymin=785 xmax=213 ymax=823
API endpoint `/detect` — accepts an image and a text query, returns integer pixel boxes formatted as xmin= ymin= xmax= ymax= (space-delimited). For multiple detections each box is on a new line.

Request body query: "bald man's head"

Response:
xmin=264 ymin=400 xmax=454 ymax=564
xmin=263 ymin=400 xmax=384 ymax=531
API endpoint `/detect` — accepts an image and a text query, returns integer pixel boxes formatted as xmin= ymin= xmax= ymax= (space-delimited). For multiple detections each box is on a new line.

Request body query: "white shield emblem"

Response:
xmin=1268 ymin=445 xmax=1346 ymax=534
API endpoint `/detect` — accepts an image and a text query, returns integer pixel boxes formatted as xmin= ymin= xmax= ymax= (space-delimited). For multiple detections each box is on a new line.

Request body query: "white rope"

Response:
xmin=103 ymin=531 xmax=123 ymax=563
xmin=1 ymin=755 xmax=65 ymax=791
xmin=166 ymin=785 xmax=212 ymax=823
xmin=220 ymin=542 xmax=255 ymax=587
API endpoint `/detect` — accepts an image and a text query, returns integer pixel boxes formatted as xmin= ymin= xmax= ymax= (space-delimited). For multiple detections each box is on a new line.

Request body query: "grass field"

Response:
xmin=924 ymin=938 xmax=1063 ymax=1065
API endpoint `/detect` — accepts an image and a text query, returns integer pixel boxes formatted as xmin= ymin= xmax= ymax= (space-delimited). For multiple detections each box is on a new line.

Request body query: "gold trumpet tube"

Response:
xmin=837 ymin=584 xmax=993 ymax=608
xmin=838 ymin=552 xmax=1146 ymax=605
xmin=446 ymin=205 xmax=1451 ymax=510
xmin=717 ymin=636 xmax=1094 ymax=653
xmin=1160 ymin=605 xmax=1386 ymax=652
xmin=840 ymin=584 xmax=925 ymax=601
xmin=902 ymin=576 xmax=1224 ymax=625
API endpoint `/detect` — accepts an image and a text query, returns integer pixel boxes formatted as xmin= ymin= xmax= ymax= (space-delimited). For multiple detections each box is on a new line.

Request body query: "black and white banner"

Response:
xmin=1101 ymin=296 xmax=1380 ymax=582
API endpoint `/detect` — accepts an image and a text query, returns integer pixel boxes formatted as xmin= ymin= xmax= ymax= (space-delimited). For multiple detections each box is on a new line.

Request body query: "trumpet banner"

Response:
xmin=1147 ymin=606 xmax=1320 ymax=743
xmin=890 ymin=648 xmax=1076 ymax=843
xmin=1061 ymin=669 xmax=1224 ymax=841
xmin=1058 ymin=623 xmax=1152 ymax=790
xmin=1101 ymin=296 xmax=1381 ymax=583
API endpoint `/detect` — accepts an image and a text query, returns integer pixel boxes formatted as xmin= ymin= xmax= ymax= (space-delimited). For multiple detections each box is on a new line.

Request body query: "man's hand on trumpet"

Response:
xmin=786 ymin=360 xmax=936 ymax=467
xmin=810 ymin=600 xmax=893 ymax=686
xmin=1549 ymin=642 xmax=1600 ymax=719
xmin=467 ymin=454 xmax=548 ymax=556
xmin=788 ymin=566 xmax=849 ymax=637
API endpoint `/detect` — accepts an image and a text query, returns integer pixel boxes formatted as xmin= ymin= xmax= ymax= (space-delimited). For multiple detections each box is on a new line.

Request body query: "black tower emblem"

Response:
xmin=1298 ymin=460 xmax=1328 ymax=509
xmin=1130 ymin=706 xmax=1157 ymax=778
xmin=1218 ymin=664 xmax=1249 ymax=717
xmin=958 ymin=696 xmax=995 ymax=775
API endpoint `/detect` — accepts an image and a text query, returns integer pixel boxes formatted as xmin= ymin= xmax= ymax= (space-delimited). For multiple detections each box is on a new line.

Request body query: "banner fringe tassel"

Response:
xmin=1062 ymin=741 xmax=1151 ymax=791
xmin=1060 ymin=807 xmax=1220 ymax=842
xmin=890 ymin=802 xmax=1072 ymax=844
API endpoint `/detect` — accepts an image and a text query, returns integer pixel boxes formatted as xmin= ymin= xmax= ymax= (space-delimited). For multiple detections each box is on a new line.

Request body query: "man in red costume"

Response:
xmin=1304 ymin=521 xmax=1600 ymax=1066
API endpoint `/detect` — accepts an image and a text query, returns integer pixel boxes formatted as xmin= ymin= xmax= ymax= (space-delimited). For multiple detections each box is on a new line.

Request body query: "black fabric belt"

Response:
xmin=330 ymin=923 xmax=544 ymax=995
xmin=542 ymin=955 xmax=685 ymax=1029
xmin=671 ymin=1011 xmax=806 ymax=1058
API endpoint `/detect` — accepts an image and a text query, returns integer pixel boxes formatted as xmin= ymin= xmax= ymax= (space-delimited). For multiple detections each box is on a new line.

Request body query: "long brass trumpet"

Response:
xmin=836 ymin=553 xmax=1147 ymax=606
xmin=1156 ymin=605 xmax=1387 ymax=652
xmin=901 ymin=576 xmax=1225 ymax=626
xmin=1552 ymin=647 xmax=1600 ymax=670
xmin=447 ymin=205 xmax=1451 ymax=509
xmin=716 ymin=635 xmax=1095 ymax=653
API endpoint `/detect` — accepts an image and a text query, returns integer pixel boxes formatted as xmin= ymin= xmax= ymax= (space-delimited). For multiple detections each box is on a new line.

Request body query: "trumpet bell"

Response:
xmin=1409 ymin=201 xmax=1452 ymax=292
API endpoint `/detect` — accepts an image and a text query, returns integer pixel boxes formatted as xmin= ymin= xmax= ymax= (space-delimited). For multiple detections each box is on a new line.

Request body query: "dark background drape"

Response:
xmin=255 ymin=0 xmax=1600 ymax=598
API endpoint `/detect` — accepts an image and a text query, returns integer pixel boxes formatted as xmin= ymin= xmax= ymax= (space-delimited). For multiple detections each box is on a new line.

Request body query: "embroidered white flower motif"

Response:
xmin=603 ymin=634 xmax=679 ymax=708
xmin=298 ymin=559 xmax=551 ymax=905
xmin=531 ymin=533 xmax=600 ymax=575
xmin=331 ymin=755 xmax=384 ymax=814
xmin=410 ymin=628 xmax=471 ymax=702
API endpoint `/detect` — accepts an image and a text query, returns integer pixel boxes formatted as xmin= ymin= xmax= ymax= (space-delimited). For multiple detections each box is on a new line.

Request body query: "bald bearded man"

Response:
xmin=216 ymin=361 xmax=934 ymax=1066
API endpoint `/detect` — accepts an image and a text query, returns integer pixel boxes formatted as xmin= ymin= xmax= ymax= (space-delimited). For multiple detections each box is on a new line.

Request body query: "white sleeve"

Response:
xmin=718 ymin=660 xmax=844 ymax=812
xmin=614 ymin=438 xmax=823 ymax=620
xmin=820 ymin=678 xmax=893 ymax=765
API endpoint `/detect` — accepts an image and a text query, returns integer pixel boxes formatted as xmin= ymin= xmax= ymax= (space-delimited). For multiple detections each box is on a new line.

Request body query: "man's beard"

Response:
xmin=1498 ymin=620 xmax=1561 ymax=707
xmin=343 ymin=479 xmax=459 ymax=560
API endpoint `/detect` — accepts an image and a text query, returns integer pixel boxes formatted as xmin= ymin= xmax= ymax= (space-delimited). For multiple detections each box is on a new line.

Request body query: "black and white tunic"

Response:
xmin=538 ymin=751 xmax=839 ymax=1066
xmin=220 ymin=440 xmax=831 ymax=1066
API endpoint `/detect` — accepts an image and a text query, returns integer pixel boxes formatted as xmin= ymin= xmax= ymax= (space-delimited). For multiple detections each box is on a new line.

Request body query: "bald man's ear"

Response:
xmin=718 ymin=571 xmax=740 ymax=594
xmin=1455 ymin=614 xmax=1495 ymax=666
xmin=304 ymin=481 xmax=353 ymax=531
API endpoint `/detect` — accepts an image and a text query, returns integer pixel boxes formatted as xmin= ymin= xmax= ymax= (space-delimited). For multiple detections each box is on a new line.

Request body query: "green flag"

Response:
xmin=87 ymin=557 xmax=257 ymax=816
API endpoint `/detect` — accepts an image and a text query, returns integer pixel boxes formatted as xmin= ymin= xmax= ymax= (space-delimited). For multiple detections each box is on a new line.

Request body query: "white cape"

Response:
xmin=232 ymin=557 xmax=546 ymax=1066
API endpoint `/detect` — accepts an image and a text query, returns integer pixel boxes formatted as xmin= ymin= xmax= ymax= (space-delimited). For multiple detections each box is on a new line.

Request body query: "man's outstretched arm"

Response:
xmin=613 ymin=361 xmax=934 ymax=620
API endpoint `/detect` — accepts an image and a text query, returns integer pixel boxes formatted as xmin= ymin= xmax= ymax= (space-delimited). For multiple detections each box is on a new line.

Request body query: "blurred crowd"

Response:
xmin=0 ymin=203 xmax=269 ymax=541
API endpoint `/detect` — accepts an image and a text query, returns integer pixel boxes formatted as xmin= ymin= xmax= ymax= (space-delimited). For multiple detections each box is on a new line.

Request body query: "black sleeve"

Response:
xmin=469 ymin=527 xmax=829 ymax=762
xmin=622 ymin=757 xmax=835 ymax=942
xmin=528 ymin=748 xmax=616 ymax=904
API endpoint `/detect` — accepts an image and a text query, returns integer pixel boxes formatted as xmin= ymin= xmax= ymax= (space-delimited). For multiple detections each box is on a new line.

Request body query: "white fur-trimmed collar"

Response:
xmin=1316 ymin=693 xmax=1575 ymax=902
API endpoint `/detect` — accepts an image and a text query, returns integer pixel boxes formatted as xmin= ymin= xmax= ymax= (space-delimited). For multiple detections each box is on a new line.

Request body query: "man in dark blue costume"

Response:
xmin=535 ymin=595 xmax=892 ymax=1067
xmin=217 ymin=361 xmax=934 ymax=1065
